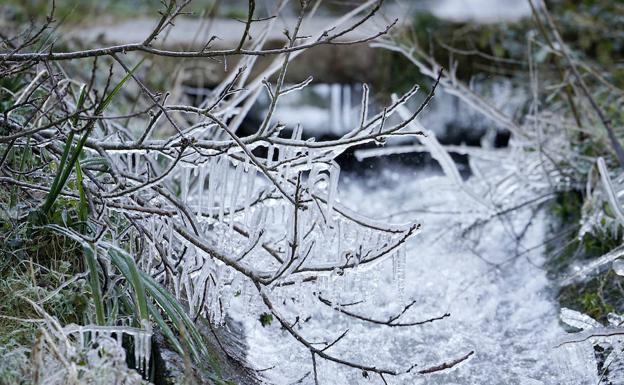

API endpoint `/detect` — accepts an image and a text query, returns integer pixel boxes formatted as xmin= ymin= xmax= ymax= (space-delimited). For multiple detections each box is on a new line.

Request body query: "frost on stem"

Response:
xmin=0 ymin=0 xmax=473 ymax=381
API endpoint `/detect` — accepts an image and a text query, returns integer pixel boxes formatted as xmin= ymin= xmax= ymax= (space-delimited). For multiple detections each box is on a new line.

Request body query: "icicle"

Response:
xmin=326 ymin=165 xmax=340 ymax=226
xmin=321 ymin=223 xmax=334 ymax=263
xmin=181 ymin=166 xmax=190 ymax=203
xmin=292 ymin=123 xmax=303 ymax=141
xmin=218 ymin=157 xmax=228 ymax=223
xmin=392 ymin=250 xmax=397 ymax=279
xmin=133 ymin=152 xmax=139 ymax=176
xmin=316 ymin=275 xmax=329 ymax=296
xmin=292 ymin=276 xmax=303 ymax=305
xmin=205 ymin=156 xmax=217 ymax=217
xmin=134 ymin=328 xmax=141 ymax=373
xmin=249 ymin=207 xmax=267 ymax=245
xmin=267 ymin=205 xmax=275 ymax=227
xmin=197 ymin=165 xmax=207 ymax=217
xmin=353 ymin=228 xmax=361 ymax=257
xmin=190 ymin=262 xmax=212 ymax=318
xmin=280 ymin=155 xmax=292 ymax=184
xmin=167 ymin=219 xmax=174 ymax=257
xmin=376 ymin=232 xmax=383 ymax=250
xmin=209 ymin=273 xmax=222 ymax=325
xmin=168 ymin=219 xmax=181 ymax=300
xmin=218 ymin=273 xmax=228 ymax=326
xmin=229 ymin=162 xmax=244 ymax=233
xmin=336 ymin=220 xmax=343 ymax=263
xmin=307 ymin=165 xmax=323 ymax=194
xmin=210 ymin=275 xmax=224 ymax=325
xmin=282 ymin=124 xmax=303 ymax=180
xmin=144 ymin=326 xmax=152 ymax=376
xmin=182 ymin=261 xmax=194 ymax=316
xmin=358 ymin=84 xmax=369 ymax=128
xmin=394 ymin=246 xmax=406 ymax=304
xmin=243 ymin=160 xmax=257 ymax=226
xmin=130 ymin=320 xmax=152 ymax=376
xmin=277 ymin=142 xmax=287 ymax=164
xmin=146 ymin=217 xmax=155 ymax=270
xmin=220 ymin=267 xmax=234 ymax=323
xmin=275 ymin=143 xmax=291 ymax=187
xmin=77 ymin=325 xmax=84 ymax=349
xmin=126 ymin=153 xmax=133 ymax=175
xmin=372 ymin=268 xmax=382 ymax=304
xmin=352 ymin=269 xmax=361 ymax=293
xmin=285 ymin=207 xmax=294 ymax=251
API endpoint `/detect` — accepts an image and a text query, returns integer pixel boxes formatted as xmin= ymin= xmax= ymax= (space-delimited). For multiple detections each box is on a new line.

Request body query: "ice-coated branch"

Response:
xmin=318 ymin=296 xmax=451 ymax=327
xmin=254 ymin=280 xmax=472 ymax=379
xmin=0 ymin=0 xmax=472 ymax=380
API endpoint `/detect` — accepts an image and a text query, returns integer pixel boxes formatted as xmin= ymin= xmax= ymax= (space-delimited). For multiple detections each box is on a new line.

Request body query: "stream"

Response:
xmin=230 ymin=168 xmax=571 ymax=384
xmin=222 ymin=82 xmax=577 ymax=384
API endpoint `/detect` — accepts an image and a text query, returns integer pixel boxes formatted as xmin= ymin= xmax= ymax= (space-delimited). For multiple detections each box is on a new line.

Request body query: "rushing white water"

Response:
xmin=226 ymin=164 xmax=573 ymax=384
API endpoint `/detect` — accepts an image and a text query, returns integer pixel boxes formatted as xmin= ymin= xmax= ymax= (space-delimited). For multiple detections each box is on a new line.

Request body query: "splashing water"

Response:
xmin=235 ymin=167 xmax=574 ymax=384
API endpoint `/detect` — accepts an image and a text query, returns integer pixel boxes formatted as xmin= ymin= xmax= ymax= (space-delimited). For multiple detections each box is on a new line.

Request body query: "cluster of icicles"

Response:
xmin=107 ymin=140 xmax=415 ymax=326
xmin=33 ymin=320 xmax=152 ymax=385
xmin=64 ymin=322 xmax=152 ymax=375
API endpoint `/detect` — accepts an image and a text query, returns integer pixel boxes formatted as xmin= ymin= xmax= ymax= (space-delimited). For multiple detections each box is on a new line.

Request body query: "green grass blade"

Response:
xmin=56 ymin=60 xmax=142 ymax=196
xmin=83 ymin=243 xmax=106 ymax=325
xmin=42 ymin=61 xmax=141 ymax=215
xmin=96 ymin=58 xmax=144 ymax=114
xmin=107 ymin=246 xmax=221 ymax=374
xmin=140 ymin=274 xmax=201 ymax=359
xmin=141 ymin=272 xmax=222 ymax=375
xmin=71 ymin=84 xmax=88 ymax=126
xmin=148 ymin=301 xmax=184 ymax=355
xmin=75 ymin=160 xmax=88 ymax=229
xmin=109 ymin=248 xmax=149 ymax=323
xmin=43 ymin=84 xmax=87 ymax=214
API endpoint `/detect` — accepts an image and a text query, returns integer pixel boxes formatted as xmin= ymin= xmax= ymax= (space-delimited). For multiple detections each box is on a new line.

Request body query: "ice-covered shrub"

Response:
xmin=0 ymin=0 xmax=474 ymax=382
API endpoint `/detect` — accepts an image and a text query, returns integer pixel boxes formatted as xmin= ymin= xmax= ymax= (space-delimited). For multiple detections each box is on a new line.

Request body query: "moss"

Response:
xmin=559 ymin=270 xmax=623 ymax=323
